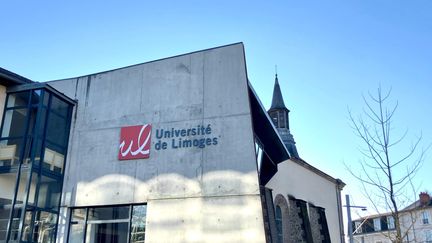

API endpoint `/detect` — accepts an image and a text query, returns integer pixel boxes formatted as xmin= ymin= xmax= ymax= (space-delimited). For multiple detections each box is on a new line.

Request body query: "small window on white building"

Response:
xmin=387 ymin=216 xmax=395 ymax=229
xmin=373 ymin=218 xmax=381 ymax=231
xmin=422 ymin=211 xmax=430 ymax=224
xmin=275 ymin=205 xmax=283 ymax=243
xmin=354 ymin=221 xmax=362 ymax=233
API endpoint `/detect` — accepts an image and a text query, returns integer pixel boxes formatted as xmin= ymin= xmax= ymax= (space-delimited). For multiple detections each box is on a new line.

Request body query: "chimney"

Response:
xmin=419 ymin=192 xmax=430 ymax=206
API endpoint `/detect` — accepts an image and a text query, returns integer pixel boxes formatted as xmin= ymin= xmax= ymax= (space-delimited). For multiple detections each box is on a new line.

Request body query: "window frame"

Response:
xmin=423 ymin=211 xmax=430 ymax=224
xmin=373 ymin=217 xmax=381 ymax=231
xmin=67 ymin=204 xmax=147 ymax=243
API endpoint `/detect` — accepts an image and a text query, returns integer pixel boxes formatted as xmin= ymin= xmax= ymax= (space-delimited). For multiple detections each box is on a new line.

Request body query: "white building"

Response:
xmin=0 ymin=43 xmax=345 ymax=243
xmin=352 ymin=192 xmax=432 ymax=243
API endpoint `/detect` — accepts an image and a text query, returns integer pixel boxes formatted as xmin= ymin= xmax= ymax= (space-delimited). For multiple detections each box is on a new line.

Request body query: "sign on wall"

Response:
xmin=119 ymin=124 xmax=152 ymax=160
xmin=118 ymin=123 xmax=219 ymax=161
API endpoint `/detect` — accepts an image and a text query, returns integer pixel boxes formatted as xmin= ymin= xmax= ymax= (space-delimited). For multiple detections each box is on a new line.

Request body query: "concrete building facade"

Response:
xmin=0 ymin=43 xmax=345 ymax=243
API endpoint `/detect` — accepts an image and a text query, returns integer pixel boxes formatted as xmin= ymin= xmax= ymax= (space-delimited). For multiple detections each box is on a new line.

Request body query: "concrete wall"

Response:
xmin=49 ymin=43 xmax=266 ymax=243
xmin=266 ymin=159 xmax=343 ymax=243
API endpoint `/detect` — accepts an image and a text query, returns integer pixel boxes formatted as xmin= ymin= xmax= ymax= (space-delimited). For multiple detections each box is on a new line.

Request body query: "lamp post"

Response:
xmin=344 ymin=194 xmax=367 ymax=243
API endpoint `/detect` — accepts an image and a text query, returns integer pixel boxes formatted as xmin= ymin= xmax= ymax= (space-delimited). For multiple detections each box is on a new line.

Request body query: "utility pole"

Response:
xmin=346 ymin=194 xmax=354 ymax=243
xmin=344 ymin=194 xmax=367 ymax=243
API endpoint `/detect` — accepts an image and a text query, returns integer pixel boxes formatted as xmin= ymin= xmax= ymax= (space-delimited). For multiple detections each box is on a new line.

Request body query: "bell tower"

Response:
xmin=268 ymin=73 xmax=300 ymax=158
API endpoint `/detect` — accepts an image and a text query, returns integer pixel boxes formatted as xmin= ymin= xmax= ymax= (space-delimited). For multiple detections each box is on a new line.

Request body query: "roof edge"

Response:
xmin=46 ymin=42 xmax=245 ymax=82
xmin=290 ymin=157 xmax=346 ymax=187
xmin=0 ymin=67 xmax=33 ymax=86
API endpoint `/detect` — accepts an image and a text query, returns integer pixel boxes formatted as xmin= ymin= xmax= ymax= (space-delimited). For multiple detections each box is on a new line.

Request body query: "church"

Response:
xmin=0 ymin=43 xmax=345 ymax=243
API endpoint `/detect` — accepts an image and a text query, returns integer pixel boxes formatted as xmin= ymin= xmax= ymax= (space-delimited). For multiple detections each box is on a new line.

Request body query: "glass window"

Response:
xmin=36 ymin=175 xmax=62 ymax=211
xmin=50 ymin=96 xmax=69 ymax=117
xmin=387 ymin=216 xmax=395 ymax=229
xmin=31 ymin=90 xmax=43 ymax=106
xmin=69 ymin=209 xmax=86 ymax=243
xmin=0 ymin=138 xmax=23 ymax=167
xmin=354 ymin=221 xmax=362 ymax=233
xmin=32 ymin=211 xmax=58 ymax=243
xmin=45 ymin=113 xmax=69 ymax=147
xmin=0 ymin=88 xmax=72 ymax=242
xmin=87 ymin=206 xmax=129 ymax=221
xmin=423 ymin=211 xmax=430 ymax=224
xmin=131 ymin=205 xmax=147 ymax=243
xmin=69 ymin=205 xmax=147 ymax=243
xmin=86 ymin=221 xmax=129 ymax=243
xmin=42 ymin=144 xmax=66 ymax=174
xmin=373 ymin=218 xmax=381 ymax=231
xmin=275 ymin=205 xmax=283 ymax=243
xmin=1 ymin=109 xmax=28 ymax=138
xmin=21 ymin=209 xmax=34 ymax=241
xmin=7 ymin=91 xmax=30 ymax=108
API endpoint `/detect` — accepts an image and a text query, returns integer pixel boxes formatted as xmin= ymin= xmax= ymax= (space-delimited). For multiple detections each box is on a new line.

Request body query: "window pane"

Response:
xmin=71 ymin=208 xmax=86 ymax=222
xmin=21 ymin=209 xmax=33 ymax=241
xmin=0 ymin=170 xmax=19 ymax=241
xmin=50 ymin=96 xmax=69 ymax=118
xmin=86 ymin=222 xmax=129 ymax=243
xmin=43 ymin=92 xmax=49 ymax=106
xmin=1 ymin=109 xmax=28 ymax=138
xmin=46 ymin=113 xmax=68 ymax=147
xmin=15 ymin=170 xmax=31 ymax=206
xmin=131 ymin=205 xmax=146 ymax=243
xmin=36 ymin=176 xmax=61 ymax=211
xmin=27 ymin=172 xmax=38 ymax=206
xmin=8 ymin=207 xmax=22 ymax=241
xmin=7 ymin=91 xmax=30 ymax=108
xmin=87 ymin=207 xmax=129 ymax=221
xmin=31 ymin=90 xmax=42 ymax=106
xmin=42 ymin=144 xmax=65 ymax=174
xmin=373 ymin=218 xmax=381 ymax=231
xmin=69 ymin=223 xmax=85 ymax=243
xmin=0 ymin=138 xmax=23 ymax=167
xmin=33 ymin=211 xmax=57 ymax=243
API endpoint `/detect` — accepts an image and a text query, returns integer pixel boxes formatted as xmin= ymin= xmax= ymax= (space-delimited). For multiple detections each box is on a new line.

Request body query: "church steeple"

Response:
xmin=270 ymin=74 xmax=288 ymax=111
xmin=268 ymin=73 xmax=300 ymax=158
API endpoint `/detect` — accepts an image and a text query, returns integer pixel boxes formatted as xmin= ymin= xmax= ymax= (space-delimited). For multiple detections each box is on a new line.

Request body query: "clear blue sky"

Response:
xmin=2 ymin=0 xmax=431 ymax=218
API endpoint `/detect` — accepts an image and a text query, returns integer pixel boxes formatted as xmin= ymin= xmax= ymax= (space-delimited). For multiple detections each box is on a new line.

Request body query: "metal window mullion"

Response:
xmin=82 ymin=208 xmax=88 ymax=243
xmin=5 ymin=91 xmax=33 ymax=242
xmin=86 ymin=219 xmax=130 ymax=224
xmin=0 ymin=94 xmax=10 ymax=136
xmin=128 ymin=205 xmax=133 ymax=243
xmin=51 ymin=100 xmax=73 ymax=243
xmin=28 ymin=91 xmax=52 ymax=240
xmin=17 ymin=90 xmax=45 ymax=241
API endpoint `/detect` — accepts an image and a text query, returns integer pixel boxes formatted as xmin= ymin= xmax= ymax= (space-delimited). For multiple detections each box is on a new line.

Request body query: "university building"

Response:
xmin=0 ymin=43 xmax=345 ymax=243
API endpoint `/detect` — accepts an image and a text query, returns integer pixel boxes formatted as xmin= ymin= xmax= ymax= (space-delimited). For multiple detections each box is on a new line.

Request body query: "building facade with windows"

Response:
xmin=0 ymin=43 xmax=345 ymax=243
xmin=352 ymin=192 xmax=432 ymax=243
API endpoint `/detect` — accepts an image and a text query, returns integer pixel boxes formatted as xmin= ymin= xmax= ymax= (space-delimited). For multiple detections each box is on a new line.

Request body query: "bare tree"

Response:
xmin=346 ymin=86 xmax=428 ymax=243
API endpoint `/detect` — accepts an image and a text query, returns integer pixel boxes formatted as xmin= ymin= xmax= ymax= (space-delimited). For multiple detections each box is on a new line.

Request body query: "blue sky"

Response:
xmin=2 ymin=0 xmax=432 ymax=217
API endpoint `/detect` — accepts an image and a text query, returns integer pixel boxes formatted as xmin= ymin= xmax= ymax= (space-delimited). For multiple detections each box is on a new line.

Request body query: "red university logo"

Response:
xmin=119 ymin=124 xmax=152 ymax=160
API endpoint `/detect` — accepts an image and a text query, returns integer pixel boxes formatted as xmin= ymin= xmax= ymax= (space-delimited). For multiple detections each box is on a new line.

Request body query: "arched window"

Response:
xmin=275 ymin=205 xmax=283 ymax=243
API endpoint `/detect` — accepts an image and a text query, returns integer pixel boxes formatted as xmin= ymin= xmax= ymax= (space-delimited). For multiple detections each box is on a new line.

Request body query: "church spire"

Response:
xmin=270 ymin=73 xmax=288 ymax=111
xmin=268 ymin=72 xmax=300 ymax=159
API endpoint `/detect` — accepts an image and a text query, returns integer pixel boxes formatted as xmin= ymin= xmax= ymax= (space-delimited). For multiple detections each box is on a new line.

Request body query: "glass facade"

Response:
xmin=0 ymin=88 xmax=73 ymax=243
xmin=68 ymin=205 xmax=147 ymax=243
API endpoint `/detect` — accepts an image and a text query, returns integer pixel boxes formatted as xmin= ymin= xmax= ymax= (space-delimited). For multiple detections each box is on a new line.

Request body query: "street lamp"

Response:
xmin=344 ymin=194 xmax=367 ymax=243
